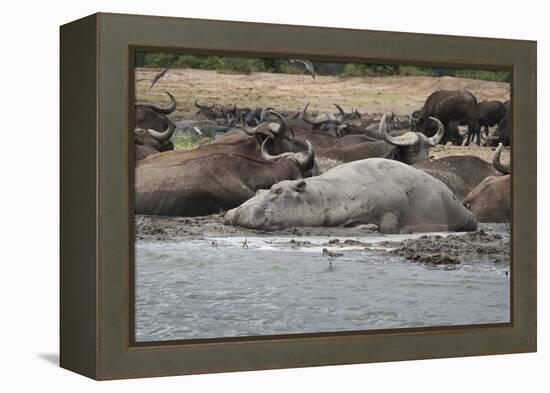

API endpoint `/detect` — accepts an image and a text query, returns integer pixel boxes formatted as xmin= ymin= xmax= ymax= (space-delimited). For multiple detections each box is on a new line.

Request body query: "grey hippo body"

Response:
xmin=225 ymin=158 xmax=478 ymax=233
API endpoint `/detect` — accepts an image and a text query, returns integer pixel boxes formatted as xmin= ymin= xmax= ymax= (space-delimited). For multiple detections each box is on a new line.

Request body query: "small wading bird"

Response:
xmin=289 ymin=59 xmax=316 ymax=79
xmin=322 ymin=248 xmax=343 ymax=270
xmin=150 ymin=56 xmax=178 ymax=89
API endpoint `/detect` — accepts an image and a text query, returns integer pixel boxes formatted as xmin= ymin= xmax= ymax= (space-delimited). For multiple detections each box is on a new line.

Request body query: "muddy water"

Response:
xmin=135 ymin=225 xmax=510 ymax=342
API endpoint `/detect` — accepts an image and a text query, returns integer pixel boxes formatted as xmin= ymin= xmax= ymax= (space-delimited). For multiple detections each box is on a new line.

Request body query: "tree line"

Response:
xmin=135 ymin=52 xmax=510 ymax=82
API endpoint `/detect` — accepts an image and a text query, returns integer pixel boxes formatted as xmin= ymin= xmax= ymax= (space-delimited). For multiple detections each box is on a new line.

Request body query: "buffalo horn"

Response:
xmin=420 ymin=117 xmax=445 ymax=146
xmin=302 ymin=103 xmax=324 ymax=125
xmin=380 ymin=114 xmax=419 ymax=146
xmin=145 ymin=115 xmax=176 ymax=142
xmin=136 ymin=91 xmax=176 ymax=114
xmin=333 ymin=103 xmax=346 ymax=124
xmin=492 ymin=143 xmax=510 ymax=174
xmin=261 ymin=137 xmax=315 ymax=171
xmin=263 ymin=110 xmax=289 ymax=135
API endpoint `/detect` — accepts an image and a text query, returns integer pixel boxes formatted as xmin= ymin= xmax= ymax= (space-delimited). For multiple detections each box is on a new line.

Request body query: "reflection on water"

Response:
xmin=135 ymin=229 xmax=510 ymax=342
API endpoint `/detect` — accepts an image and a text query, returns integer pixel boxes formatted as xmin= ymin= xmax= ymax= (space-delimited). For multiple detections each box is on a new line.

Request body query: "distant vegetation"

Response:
xmin=135 ymin=52 xmax=510 ymax=83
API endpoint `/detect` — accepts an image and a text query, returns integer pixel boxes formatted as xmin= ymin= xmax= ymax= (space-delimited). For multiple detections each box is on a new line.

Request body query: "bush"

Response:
xmin=339 ymin=63 xmax=398 ymax=77
xmin=398 ymin=66 xmax=436 ymax=77
xmin=218 ymin=57 xmax=266 ymax=74
xmin=455 ymin=69 xmax=510 ymax=82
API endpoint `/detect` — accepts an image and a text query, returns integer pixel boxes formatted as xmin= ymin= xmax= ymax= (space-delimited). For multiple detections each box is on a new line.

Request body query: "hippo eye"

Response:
xmin=294 ymin=180 xmax=307 ymax=192
xmin=271 ymin=186 xmax=283 ymax=195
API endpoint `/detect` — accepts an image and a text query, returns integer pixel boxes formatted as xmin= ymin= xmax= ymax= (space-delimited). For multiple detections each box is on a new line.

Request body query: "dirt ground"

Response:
xmin=135 ymin=67 xmax=510 ymax=162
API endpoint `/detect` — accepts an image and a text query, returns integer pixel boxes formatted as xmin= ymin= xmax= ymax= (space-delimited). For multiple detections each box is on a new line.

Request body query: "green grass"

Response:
xmin=172 ymin=134 xmax=201 ymax=150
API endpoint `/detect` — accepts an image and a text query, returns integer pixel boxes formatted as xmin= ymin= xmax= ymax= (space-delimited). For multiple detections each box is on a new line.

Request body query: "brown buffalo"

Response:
xmin=462 ymin=143 xmax=510 ymax=222
xmin=314 ymin=114 xmax=444 ymax=164
xmin=135 ymin=111 xmax=316 ymax=216
xmin=414 ymin=154 xmax=500 ymax=201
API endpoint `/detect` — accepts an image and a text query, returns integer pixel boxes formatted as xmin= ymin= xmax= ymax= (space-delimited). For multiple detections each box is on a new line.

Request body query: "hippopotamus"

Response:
xmin=225 ymin=158 xmax=478 ymax=233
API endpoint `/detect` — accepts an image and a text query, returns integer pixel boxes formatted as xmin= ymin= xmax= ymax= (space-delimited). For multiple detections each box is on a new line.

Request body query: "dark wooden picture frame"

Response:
xmin=60 ymin=12 xmax=537 ymax=380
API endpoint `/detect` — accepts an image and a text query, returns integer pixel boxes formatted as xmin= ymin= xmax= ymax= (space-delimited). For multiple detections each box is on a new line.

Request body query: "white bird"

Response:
xmin=289 ymin=59 xmax=316 ymax=79
xmin=193 ymin=126 xmax=203 ymax=136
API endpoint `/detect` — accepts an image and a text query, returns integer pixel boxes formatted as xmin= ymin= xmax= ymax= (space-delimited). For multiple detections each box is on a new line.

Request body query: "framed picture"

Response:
xmin=60 ymin=12 xmax=536 ymax=380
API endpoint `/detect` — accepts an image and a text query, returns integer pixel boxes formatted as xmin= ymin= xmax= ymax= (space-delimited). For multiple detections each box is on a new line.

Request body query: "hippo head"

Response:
xmin=225 ymin=179 xmax=322 ymax=230
xmin=379 ymin=114 xmax=444 ymax=164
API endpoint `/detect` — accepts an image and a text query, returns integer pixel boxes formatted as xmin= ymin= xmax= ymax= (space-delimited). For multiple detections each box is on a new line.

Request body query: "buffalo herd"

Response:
xmin=134 ymin=88 xmax=511 ymax=233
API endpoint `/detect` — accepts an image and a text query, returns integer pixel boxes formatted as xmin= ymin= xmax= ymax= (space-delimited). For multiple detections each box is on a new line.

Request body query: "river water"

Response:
xmin=135 ymin=228 xmax=510 ymax=342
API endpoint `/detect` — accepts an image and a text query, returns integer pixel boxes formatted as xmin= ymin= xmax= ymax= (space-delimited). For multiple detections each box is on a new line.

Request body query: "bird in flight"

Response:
xmin=150 ymin=56 xmax=178 ymax=89
xmin=289 ymin=59 xmax=316 ymax=79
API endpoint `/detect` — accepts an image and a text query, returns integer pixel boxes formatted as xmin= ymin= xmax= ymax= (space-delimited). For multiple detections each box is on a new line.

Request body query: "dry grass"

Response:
xmin=430 ymin=144 xmax=510 ymax=164
xmin=135 ymin=68 xmax=510 ymax=119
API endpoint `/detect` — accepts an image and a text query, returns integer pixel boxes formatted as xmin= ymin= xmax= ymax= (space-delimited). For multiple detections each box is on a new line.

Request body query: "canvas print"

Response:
xmin=133 ymin=52 xmax=511 ymax=343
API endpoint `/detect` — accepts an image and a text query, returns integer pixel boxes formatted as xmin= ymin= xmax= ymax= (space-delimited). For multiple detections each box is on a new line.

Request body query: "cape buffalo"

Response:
xmin=483 ymin=100 xmax=511 ymax=146
xmin=337 ymin=113 xmax=411 ymax=139
xmin=302 ymin=103 xmax=347 ymax=136
xmin=225 ymin=158 xmax=477 ymax=233
xmin=315 ymin=114 xmax=444 ymax=164
xmin=414 ymin=155 xmax=500 ymax=200
xmin=135 ymin=91 xmax=176 ymax=129
xmin=412 ymin=90 xmax=480 ymax=146
xmin=134 ymin=92 xmax=177 ymax=160
xmin=135 ymin=111 xmax=316 ymax=216
xmin=462 ymin=143 xmax=510 ymax=222
xmin=192 ymin=100 xmax=224 ymax=121
xmin=134 ymin=117 xmax=176 ymax=161
xmin=289 ymin=128 xmax=340 ymax=148
xmin=477 ymin=100 xmax=506 ymax=136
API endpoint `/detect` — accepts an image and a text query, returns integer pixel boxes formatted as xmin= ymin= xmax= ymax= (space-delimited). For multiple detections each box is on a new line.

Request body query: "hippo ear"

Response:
xmin=294 ymin=180 xmax=307 ymax=192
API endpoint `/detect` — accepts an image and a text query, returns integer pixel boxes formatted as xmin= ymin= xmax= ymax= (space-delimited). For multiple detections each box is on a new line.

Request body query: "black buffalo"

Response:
xmin=482 ymin=100 xmax=511 ymax=146
xmin=135 ymin=111 xmax=316 ymax=216
xmin=412 ymin=90 xmax=480 ymax=146
xmin=134 ymin=92 xmax=177 ymax=160
xmin=476 ymin=100 xmax=506 ymax=138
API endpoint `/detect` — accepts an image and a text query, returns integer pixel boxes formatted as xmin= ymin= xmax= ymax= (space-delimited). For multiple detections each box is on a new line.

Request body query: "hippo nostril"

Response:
xmin=252 ymin=206 xmax=265 ymax=222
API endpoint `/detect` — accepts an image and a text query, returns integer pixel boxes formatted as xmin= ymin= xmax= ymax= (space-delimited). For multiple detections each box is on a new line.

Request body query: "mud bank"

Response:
xmin=135 ymin=213 xmax=380 ymax=241
xmin=135 ymin=214 xmax=509 ymax=266
xmin=377 ymin=229 xmax=509 ymax=265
